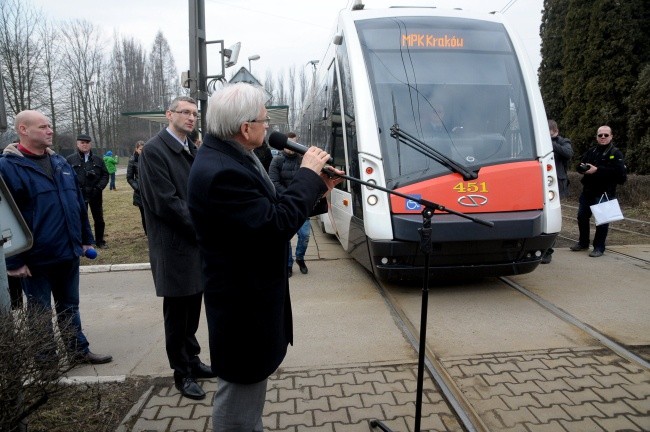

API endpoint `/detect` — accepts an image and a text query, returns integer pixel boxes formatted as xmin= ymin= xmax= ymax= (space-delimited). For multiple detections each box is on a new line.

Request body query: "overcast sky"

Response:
xmin=31 ymin=0 xmax=544 ymax=80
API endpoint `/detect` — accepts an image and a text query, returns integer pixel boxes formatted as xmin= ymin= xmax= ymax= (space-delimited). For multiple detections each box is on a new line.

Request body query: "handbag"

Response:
xmin=590 ymin=193 xmax=624 ymax=226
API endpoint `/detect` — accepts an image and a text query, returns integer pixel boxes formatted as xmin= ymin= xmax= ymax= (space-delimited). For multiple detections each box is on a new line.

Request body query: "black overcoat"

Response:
xmin=188 ymin=134 xmax=327 ymax=384
xmin=139 ymin=129 xmax=202 ymax=297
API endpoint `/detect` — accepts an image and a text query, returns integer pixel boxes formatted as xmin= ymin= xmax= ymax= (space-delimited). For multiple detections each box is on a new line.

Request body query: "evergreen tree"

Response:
xmin=561 ymin=0 xmax=647 ymax=158
xmin=538 ymin=0 xmax=569 ymax=121
xmin=625 ymin=64 xmax=650 ymax=174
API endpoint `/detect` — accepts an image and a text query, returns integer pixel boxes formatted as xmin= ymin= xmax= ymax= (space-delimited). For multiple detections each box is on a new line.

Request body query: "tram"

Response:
xmin=299 ymin=3 xmax=561 ymax=281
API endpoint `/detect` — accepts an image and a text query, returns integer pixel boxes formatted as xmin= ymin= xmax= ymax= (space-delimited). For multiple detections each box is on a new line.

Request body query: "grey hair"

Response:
xmin=205 ymin=83 xmax=267 ymax=139
xmin=168 ymin=96 xmax=197 ymax=111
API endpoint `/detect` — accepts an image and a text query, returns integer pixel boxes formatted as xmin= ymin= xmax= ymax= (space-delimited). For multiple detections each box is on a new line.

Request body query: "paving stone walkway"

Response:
xmin=121 ymin=361 xmax=463 ymax=432
xmin=119 ymin=347 xmax=650 ymax=432
xmin=442 ymin=346 xmax=650 ymax=432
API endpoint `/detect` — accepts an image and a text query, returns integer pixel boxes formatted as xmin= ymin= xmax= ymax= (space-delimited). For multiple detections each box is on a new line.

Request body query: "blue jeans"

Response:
xmin=109 ymin=172 xmax=116 ymax=190
xmin=577 ymin=193 xmax=609 ymax=252
xmin=20 ymin=258 xmax=90 ymax=355
xmin=288 ymin=219 xmax=311 ymax=267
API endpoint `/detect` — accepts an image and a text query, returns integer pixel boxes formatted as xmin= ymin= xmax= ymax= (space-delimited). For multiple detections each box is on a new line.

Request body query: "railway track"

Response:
xmin=374 ymin=235 xmax=649 ymax=431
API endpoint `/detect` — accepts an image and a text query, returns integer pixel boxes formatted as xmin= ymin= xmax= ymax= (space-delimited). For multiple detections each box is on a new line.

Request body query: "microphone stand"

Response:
xmin=323 ymin=154 xmax=492 ymax=432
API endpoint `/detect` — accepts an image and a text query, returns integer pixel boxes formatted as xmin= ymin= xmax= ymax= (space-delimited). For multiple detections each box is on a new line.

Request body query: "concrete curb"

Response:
xmin=80 ymin=263 xmax=150 ymax=274
xmin=115 ymin=385 xmax=155 ymax=432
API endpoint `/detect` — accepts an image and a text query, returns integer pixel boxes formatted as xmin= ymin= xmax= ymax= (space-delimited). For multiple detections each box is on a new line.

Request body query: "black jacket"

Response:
xmin=578 ymin=143 xmax=626 ymax=198
xmin=268 ymin=152 xmax=302 ymax=195
xmin=66 ymin=150 xmax=109 ymax=202
xmin=551 ymin=135 xmax=573 ymax=181
xmin=188 ymin=134 xmax=327 ymax=384
xmin=139 ymin=129 xmax=201 ymax=297
xmin=126 ymin=152 xmax=142 ymax=207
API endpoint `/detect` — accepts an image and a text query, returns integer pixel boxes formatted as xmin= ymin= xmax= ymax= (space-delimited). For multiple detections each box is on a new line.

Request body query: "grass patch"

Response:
xmin=84 ymin=174 xmax=149 ymax=265
xmin=27 ymin=377 xmax=152 ymax=432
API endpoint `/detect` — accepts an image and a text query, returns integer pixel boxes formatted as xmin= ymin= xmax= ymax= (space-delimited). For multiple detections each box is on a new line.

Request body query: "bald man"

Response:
xmin=0 ymin=110 xmax=112 ymax=364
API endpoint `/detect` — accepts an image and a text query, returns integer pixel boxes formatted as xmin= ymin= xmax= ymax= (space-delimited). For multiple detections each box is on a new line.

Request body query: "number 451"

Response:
xmin=453 ymin=182 xmax=488 ymax=193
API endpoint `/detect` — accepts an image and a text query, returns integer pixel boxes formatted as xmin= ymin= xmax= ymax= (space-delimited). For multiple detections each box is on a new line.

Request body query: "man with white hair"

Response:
xmin=188 ymin=83 xmax=343 ymax=430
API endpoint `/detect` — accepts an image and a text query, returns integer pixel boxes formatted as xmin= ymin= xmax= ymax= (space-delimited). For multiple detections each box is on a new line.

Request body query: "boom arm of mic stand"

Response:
xmin=323 ymin=168 xmax=494 ymax=228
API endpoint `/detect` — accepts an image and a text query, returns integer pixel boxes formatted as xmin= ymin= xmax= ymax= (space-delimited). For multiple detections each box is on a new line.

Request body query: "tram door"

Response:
xmin=325 ymin=58 xmax=353 ymax=251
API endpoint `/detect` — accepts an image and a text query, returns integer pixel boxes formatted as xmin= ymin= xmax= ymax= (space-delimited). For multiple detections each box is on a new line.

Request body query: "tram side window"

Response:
xmin=326 ymin=61 xmax=347 ymax=191
xmin=338 ymin=40 xmax=363 ymax=218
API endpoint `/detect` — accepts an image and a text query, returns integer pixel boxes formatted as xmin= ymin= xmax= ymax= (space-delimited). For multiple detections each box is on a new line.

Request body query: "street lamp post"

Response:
xmin=307 ymin=60 xmax=319 ymax=144
xmin=248 ymin=55 xmax=260 ymax=74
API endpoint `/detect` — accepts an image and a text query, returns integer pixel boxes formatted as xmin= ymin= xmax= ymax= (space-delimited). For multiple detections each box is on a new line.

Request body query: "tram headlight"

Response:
xmin=546 ymin=175 xmax=555 ymax=187
xmin=366 ymin=179 xmax=376 ymax=190
xmin=367 ymin=194 xmax=379 ymax=206
xmin=548 ymin=190 xmax=556 ymax=201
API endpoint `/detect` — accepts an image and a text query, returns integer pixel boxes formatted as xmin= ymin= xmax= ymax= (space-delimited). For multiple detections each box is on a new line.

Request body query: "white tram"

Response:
xmin=299 ymin=4 xmax=561 ymax=281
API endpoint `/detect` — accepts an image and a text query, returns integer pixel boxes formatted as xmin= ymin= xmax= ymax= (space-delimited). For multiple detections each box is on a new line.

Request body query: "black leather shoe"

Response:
xmin=76 ymin=351 xmax=113 ymax=364
xmin=192 ymin=362 xmax=216 ymax=378
xmin=570 ymin=243 xmax=588 ymax=251
xmin=296 ymin=259 xmax=308 ymax=274
xmin=175 ymin=377 xmax=206 ymax=400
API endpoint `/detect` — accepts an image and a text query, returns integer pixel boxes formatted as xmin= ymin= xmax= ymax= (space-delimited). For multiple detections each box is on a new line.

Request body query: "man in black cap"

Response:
xmin=67 ymin=133 xmax=110 ymax=248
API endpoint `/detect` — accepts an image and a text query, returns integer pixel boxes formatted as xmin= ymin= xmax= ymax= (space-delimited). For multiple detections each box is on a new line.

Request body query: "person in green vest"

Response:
xmin=103 ymin=150 xmax=119 ymax=190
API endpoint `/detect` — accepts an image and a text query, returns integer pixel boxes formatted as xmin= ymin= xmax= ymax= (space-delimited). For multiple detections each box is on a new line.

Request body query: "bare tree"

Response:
xmin=38 ymin=19 xmax=63 ymax=144
xmin=287 ymin=65 xmax=297 ymax=129
xmin=275 ymin=68 xmax=287 ymax=107
xmin=0 ymin=305 xmax=83 ymax=431
xmin=0 ymin=0 xmax=44 ymax=114
xmin=264 ymin=70 xmax=275 ymax=105
xmin=297 ymin=66 xmax=309 ymax=131
xmin=107 ymin=35 xmax=160 ymax=153
xmin=149 ymin=31 xmax=179 ymax=111
xmin=59 ymin=19 xmax=104 ymax=142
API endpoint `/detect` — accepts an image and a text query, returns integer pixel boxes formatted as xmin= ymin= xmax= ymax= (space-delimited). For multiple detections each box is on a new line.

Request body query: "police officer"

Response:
xmin=66 ymin=134 xmax=110 ymax=248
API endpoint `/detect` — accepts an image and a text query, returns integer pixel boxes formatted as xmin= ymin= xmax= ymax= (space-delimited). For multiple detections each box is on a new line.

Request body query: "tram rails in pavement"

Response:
xmin=372 ymin=245 xmax=649 ymax=431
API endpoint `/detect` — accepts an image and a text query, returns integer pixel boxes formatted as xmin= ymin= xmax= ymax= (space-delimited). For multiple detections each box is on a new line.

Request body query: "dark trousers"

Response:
xmin=163 ymin=292 xmax=203 ymax=377
xmin=8 ymin=275 xmax=23 ymax=309
xmin=20 ymin=259 xmax=89 ymax=355
xmin=137 ymin=205 xmax=147 ymax=235
xmin=577 ymin=192 xmax=609 ymax=251
xmin=87 ymin=194 xmax=105 ymax=245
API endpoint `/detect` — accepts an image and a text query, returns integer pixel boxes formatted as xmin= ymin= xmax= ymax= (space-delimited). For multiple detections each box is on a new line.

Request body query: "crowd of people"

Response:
xmin=0 ymin=82 xmax=628 ymax=429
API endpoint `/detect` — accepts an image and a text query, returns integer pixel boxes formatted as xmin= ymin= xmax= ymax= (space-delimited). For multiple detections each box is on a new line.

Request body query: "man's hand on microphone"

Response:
xmin=301 ymin=146 xmax=332 ymax=174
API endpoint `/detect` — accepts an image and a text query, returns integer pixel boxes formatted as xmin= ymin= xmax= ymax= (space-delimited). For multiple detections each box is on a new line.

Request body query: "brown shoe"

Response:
xmin=80 ymin=351 xmax=113 ymax=364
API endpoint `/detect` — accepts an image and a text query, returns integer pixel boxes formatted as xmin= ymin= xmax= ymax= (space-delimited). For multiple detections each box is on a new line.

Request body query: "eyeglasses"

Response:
xmin=597 ymin=133 xmax=610 ymax=138
xmin=249 ymin=116 xmax=271 ymax=125
xmin=172 ymin=109 xmax=199 ymax=118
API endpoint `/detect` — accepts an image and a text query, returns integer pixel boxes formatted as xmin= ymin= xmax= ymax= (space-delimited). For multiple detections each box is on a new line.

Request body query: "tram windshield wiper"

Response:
xmin=390 ymin=124 xmax=478 ymax=180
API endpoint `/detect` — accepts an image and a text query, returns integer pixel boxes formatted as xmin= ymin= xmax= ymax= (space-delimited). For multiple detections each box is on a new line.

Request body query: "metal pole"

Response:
xmin=189 ymin=0 xmax=208 ymax=134
xmin=0 ymin=226 xmax=10 ymax=314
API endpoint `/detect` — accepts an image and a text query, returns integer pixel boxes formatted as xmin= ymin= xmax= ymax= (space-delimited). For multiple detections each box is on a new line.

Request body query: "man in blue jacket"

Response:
xmin=0 ymin=110 xmax=112 ymax=365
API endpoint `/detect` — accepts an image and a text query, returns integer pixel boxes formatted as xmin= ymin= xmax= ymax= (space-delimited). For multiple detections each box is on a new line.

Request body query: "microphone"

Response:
xmin=268 ymin=132 xmax=333 ymax=164
xmin=84 ymin=247 xmax=98 ymax=259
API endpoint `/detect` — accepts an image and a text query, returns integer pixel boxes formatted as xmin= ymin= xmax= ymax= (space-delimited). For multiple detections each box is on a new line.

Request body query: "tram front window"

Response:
xmin=356 ymin=16 xmax=534 ymax=188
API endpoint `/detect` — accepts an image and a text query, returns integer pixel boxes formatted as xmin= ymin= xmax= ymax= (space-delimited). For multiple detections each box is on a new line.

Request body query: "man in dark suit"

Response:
xmin=188 ymin=83 xmax=343 ymax=430
xmin=138 ymin=96 xmax=213 ymax=400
